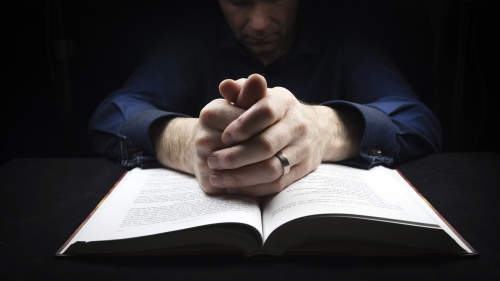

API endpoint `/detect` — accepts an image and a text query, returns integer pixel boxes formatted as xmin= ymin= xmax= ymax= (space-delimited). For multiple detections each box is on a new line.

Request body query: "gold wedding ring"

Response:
xmin=276 ymin=151 xmax=291 ymax=176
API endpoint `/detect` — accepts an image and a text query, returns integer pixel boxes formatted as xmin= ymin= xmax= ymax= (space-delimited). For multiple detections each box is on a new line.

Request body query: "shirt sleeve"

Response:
xmin=88 ymin=46 xmax=193 ymax=169
xmin=322 ymin=42 xmax=442 ymax=169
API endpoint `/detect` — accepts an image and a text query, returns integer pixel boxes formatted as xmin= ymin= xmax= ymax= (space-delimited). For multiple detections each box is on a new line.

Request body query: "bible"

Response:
xmin=56 ymin=163 xmax=477 ymax=257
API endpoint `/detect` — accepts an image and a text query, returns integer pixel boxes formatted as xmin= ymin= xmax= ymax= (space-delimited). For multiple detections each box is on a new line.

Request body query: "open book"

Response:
xmin=56 ymin=163 xmax=477 ymax=257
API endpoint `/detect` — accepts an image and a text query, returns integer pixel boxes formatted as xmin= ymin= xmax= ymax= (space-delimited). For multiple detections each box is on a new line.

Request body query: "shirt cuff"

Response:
xmin=121 ymin=109 xmax=188 ymax=158
xmin=322 ymin=101 xmax=398 ymax=169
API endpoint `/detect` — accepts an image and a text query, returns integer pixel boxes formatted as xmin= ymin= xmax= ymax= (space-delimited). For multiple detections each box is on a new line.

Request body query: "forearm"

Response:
xmin=313 ymin=104 xmax=363 ymax=163
xmin=153 ymin=117 xmax=197 ymax=175
xmin=325 ymin=99 xmax=442 ymax=169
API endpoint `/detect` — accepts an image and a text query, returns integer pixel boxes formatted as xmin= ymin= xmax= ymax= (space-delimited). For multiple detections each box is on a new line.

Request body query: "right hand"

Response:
xmin=193 ymin=74 xmax=267 ymax=194
xmin=192 ymin=99 xmax=245 ymax=194
xmin=155 ymin=74 xmax=266 ymax=194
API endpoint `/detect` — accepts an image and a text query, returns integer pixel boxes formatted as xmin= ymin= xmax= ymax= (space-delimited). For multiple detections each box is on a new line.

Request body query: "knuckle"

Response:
xmin=199 ymin=99 xmax=228 ymax=124
xmin=295 ymin=121 xmax=308 ymax=135
xmin=256 ymin=103 xmax=276 ymax=119
xmin=219 ymin=153 xmax=237 ymax=169
xmin=194 ymin=133 xmax=223 ymax=158
xmin=293 ymin=142 xmax=311 ymax=160
xmin=193 ymin=130 xmax=212 ymax=149
xmin=226 ymin=173 xmax=245 ymax=187
xmin=199 ymin=107 xmax=217 ymax=126
xmin=257 ymin=135 xmax=277 ymax=154
xmin=268 ymin=158 xmax=284 ymax=180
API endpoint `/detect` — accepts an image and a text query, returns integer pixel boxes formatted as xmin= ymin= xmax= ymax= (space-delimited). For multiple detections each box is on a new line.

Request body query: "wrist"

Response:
xmin=154 ymin=117 xmax=197 ymax=174
xmin=320 ymin=105 xmax=363 ymax=162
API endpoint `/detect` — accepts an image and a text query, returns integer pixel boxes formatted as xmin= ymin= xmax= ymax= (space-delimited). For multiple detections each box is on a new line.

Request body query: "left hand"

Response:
xmin=207 ymin=74 xmax=359 ymax=197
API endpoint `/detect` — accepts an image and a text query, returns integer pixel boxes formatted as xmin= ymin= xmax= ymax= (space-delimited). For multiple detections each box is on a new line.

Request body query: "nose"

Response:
xmin=248 ymin=3 xmax=270 ymax=31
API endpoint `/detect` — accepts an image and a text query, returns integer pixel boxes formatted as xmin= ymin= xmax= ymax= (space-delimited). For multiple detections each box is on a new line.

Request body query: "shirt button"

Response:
xmin=369 ymin=149 xmax=382 ymax=156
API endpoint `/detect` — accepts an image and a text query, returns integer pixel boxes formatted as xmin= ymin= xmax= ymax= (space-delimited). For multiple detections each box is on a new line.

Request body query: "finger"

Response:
xmin=209 ymin=155 xmax=283 ymax=188
xmin=209 ymin=120 xmax=290 ymax=169
xmin=195 ymin=99 xmax=246 ymax=194
xmin=208 ymin=145 xmax=302 ymax=187
xmin=194 ymin=133 xmax=230 ymax=195
xmin=222 ymin=88 xmax=291 ymax=145
xmin=198 ymin=177 xmax=229 ymax=195
xmin=194 ymin=127 xmax=228 ymax=156
xmin=198 ymin=98 xmax=245 ymax=131
xmin=219 ymin=74 xmax=266 ymax=110
xmin=225 ymin=161 xmax=311 ymax=197
xmin=235 ymin=74 xmax=267 ymax=109
xmin=219 ymin=79 xmax=243 ymax=104
xmin=195 ymin=161 xmax=229 ymax=195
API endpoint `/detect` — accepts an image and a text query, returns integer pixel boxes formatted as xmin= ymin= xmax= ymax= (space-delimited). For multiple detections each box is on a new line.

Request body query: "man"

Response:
xmin=89 ymin=0 xmax=442 ymax=197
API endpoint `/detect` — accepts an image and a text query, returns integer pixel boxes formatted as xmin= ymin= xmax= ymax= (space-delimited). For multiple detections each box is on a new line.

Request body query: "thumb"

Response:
xmin=235 ymin=74 xmax=267 ymax=109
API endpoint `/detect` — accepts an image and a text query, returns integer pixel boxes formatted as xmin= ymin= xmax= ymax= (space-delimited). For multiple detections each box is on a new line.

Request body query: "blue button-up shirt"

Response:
xmin=88 ymin=10 xmax=442 ymax=170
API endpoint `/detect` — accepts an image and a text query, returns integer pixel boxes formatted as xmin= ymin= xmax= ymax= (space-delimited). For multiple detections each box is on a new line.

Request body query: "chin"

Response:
xmin=248 ymin=44 xmax=277 ymax=56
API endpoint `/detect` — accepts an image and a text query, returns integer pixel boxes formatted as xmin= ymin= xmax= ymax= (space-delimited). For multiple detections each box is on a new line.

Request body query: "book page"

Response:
xmin=65 ymin=167 xmax=262 ymax=246
xmin=261 ymin=164 xmax=439 ymax=242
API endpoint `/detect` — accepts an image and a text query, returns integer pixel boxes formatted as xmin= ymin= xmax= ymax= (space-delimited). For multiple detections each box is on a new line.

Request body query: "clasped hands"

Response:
xmin=156 ymin=74 xmax=358 ymax=197
xmin=193 ymin=74 xmax=360 ymax=197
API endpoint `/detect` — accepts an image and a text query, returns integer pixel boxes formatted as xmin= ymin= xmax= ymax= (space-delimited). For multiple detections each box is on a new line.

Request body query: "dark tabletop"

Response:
xmin=1 ymin=152 xmax=499 ymax=281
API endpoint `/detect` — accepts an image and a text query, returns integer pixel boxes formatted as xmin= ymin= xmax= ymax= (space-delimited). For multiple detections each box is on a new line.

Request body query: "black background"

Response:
xmin=2 ymin=0 xmax=499 ymax=166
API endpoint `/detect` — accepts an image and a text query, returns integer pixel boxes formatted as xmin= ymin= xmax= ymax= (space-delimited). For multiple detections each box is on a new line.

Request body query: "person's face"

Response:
xmin=218 ymin=0 xmax=299 ymax=64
